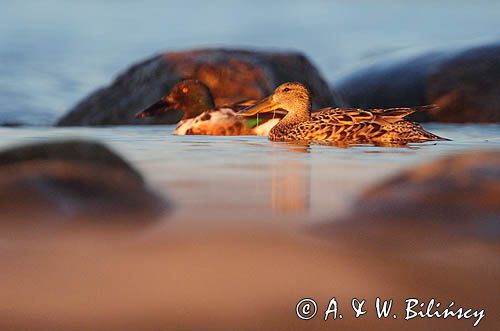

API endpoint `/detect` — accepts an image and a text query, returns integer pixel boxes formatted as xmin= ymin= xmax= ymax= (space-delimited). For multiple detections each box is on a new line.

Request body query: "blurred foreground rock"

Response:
xmin=335 ymin=41 xmax=500 ymax=122
xmin=0 ymin=140 xmax=168 ymax=226
xmin=57 ymin=48 xmax=344 ymax=126
xmin=326 ymin=151 xmax=500 ymax=239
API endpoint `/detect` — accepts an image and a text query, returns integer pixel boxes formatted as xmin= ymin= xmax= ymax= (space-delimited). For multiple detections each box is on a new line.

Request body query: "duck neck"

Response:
xmin=181 ymin=93 xmax=215 ymax=120
xmin=182 ymin=103 xmax=210 ymax=120
xmin=271 ymin=103 xmax=311 ymax=136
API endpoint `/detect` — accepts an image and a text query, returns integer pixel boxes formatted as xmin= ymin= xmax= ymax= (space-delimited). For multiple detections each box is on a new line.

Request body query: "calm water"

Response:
xmin=1 ymin=124 xmax=499 ymax=223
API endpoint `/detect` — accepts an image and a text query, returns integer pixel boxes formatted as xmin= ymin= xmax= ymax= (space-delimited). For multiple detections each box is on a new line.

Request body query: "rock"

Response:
xmin=334 ymin=41 xmax=500 ymax=122
xmin=0 ymin=140 xmax=139 ymax=176
xmin=56 ymin=48 xmax=345 ymax=126
xmin=0 ymin=122 xmax=24 ymax=127
xmin=333 ymin=151 xmax=500 ymax=239
xmin=0 ymin=140 xmax=168 ymax=225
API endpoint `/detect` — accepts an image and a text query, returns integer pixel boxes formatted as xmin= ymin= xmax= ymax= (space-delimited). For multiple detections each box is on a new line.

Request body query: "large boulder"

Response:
xmin=334 ymin=41 xmax=500 ymax=122
xmin=327 ymin=151 xmax=500 ymax=239
xmin=56 ymin=48 xmax=344 ymax=126
xmin=0 ymin=140 xmax=168 ymax=226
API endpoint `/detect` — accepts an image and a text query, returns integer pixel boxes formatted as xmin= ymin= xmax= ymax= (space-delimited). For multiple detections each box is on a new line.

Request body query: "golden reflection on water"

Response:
xmin=270 ymin=143 xmax=311 ymax=216
xmin=271 ymin=160 xmax=311 ymax=215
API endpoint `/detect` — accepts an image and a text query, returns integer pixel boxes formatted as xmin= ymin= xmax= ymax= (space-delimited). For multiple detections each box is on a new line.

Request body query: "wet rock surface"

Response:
xmin=335 ymin=41 xmax=500 ymax=123
xmin=0 ymin=140 xmax=168 ymax=225
xmin=329 ymin=151 xmax=500 ymax=239
xmin=57 ymin=48 xmax=344 ymax=126
xmin=0 ymin=140 xmax=140 ymax=177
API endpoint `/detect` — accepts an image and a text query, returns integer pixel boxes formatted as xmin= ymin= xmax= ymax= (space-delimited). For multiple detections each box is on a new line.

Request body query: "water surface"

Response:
xmin=1 ymin=124 xmax=498 ymax=224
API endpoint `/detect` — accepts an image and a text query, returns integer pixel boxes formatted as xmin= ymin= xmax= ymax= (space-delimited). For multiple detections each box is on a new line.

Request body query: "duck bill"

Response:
xmin=236 ymin=97 xmax=280 ymax=117
xmin=135 ymin=99 xmax=173 ymax=118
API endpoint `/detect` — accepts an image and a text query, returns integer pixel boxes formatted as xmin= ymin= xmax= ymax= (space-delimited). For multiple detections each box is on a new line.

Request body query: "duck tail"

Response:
xmin=410 ymin=122 xmax=451 ymax=142
xmin=382 ymin=120 xmax=451 ymax=142
xmin=417 ymin=128 xmax=451 ymax=141
xmin=409 ymin=104 xmax=440 ymax=113
xmin=230 ymin=99 xmax=258 ymax=111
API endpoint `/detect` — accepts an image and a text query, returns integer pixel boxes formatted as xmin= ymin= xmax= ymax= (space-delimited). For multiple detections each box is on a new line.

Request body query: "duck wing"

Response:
xmin=311 ymin=105 xmax=438 ymax=125
xmin=226 ymin=99 xmax=288 ymax=117
xmin=367 ymin=105 xmax=438 ymax=122
xmin=220 ymin=99 xmax=286 ymax=131
xmin=216 ymin=99 xmax=259 ymax=112
xmin=230 ymin=99 xmax=258 ymax=111
xmin=311 ymin=108 xmax=377 ymax=124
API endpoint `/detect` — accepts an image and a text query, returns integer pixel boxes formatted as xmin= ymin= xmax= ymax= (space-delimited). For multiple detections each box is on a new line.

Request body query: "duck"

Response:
xmin=236 ymin=82 xmax=449 ymax=144
xmin=135 ymin=79 xmax=282 ymax=136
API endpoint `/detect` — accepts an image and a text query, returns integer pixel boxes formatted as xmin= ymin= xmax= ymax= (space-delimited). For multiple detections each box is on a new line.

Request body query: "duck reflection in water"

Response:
xmin=271 ymin=158 xmax=311 ymax=215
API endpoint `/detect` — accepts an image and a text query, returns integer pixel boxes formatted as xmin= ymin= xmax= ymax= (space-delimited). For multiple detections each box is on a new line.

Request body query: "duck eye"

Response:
xmin=182 ymin=87 xmax=189 ymax=93
xmin=283 ymin=87 xmax=291 ymax=92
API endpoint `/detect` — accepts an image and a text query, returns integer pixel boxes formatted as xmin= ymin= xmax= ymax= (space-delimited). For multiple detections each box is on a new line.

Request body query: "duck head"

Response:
xmin=135 ymin=79 xmax=215 ymax=120
xmin=237 ymin=82 xmax=312 ymax=120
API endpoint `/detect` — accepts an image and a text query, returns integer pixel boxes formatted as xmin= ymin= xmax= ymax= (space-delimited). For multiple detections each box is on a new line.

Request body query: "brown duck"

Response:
xmin=237 ymin=82 xmax=449 ymax=144
xmin=135 ymin=79 xmax=281 ymax=136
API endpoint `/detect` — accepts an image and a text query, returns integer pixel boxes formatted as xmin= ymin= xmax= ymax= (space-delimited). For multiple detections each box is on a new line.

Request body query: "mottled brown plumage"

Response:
xmin=237 ymin=82 xmax=449 ymax=144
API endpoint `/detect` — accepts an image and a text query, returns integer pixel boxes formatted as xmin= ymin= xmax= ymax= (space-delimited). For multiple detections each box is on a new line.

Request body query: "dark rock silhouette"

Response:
xmin=57 ymin=49 xmax=344 ymax=126
xmin=326 ymin=151 xmax=500 ymax=239
xmin=335 ymin=41 xmax=500 ymax=122
xmin=0 ymin=140 xmax=168 ymax=225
